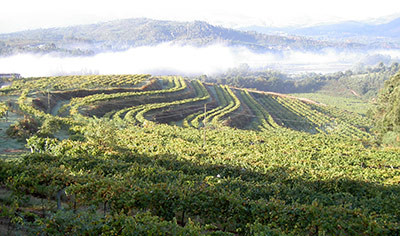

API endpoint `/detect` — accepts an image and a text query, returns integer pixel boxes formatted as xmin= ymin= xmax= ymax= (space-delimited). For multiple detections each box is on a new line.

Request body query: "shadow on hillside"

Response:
xmin=128 ymin=151 xmax=400 ymax=233
xmin=14 ymin=147 xmax=400 ymax=234
xmin=63 ymin=148 xmax=400 ymax=220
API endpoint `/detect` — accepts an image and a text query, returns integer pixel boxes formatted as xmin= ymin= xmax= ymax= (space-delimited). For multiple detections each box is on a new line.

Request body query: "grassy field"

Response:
xmin=0 ymin=107 xmax=26 ymax=159
xmin=290 ymin=92 xmax=373 ymax=115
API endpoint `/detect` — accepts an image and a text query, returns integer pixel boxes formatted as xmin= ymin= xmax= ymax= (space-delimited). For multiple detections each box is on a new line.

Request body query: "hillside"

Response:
xmin=1 ymin=75 xmax=372 ymax=137
xmin=373 ymin=70 xmax=400 ymax=146
xmin=204 ymin=62 xmax=400 ymax=101
xmin=0 ymin=18 xmax=366 ymax=57
xmin=1 ymin=74 xmax=399 ymax=235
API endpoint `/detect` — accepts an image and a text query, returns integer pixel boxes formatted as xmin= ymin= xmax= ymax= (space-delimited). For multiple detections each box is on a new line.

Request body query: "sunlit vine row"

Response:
xmin=210 ymin=86 xmax=241 ymax=125
xmin=134 ymin=80 xmax=210 ymax=125
xmin=274 ymin=96 xmax=371 ymax=139
xmin=190 ymin=85 xmax=229 ymax=128
xmin=4 ymin=74 xmax=150 ymax=92
xmin=240 ymin=91 xmax=276 ymax=130
xmin=273 ymin=96 xmax=331 ymax=131
xmin=64 ymin=76 xmax=186 ymax=115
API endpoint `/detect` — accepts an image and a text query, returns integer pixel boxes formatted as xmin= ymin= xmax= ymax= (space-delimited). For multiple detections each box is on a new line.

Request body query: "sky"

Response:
xmin=1 ymin=0 xmax=400 ymax=33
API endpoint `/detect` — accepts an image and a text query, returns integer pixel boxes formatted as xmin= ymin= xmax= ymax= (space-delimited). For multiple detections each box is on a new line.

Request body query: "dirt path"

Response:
xmin=51 ymin=100 xmax=70 ymax=116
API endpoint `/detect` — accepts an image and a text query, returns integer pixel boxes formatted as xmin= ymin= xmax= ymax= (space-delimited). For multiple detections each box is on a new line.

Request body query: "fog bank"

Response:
xmin=0 ymin=43 xmax=399 ymax=77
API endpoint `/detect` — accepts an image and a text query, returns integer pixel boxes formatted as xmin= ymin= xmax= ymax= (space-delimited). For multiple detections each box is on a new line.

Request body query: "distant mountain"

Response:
xmin=0 ymin=18 xmax=369 ymax=57
xmin=241 ymin=17 xmax=400 ymax=43
xmin=292 ymin=17 xmax=400 ymax=39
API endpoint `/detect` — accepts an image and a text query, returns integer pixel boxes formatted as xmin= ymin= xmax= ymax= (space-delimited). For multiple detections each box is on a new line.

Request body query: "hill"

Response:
xmin=0 ymin=18 xmax=367 ymax=57
xmin=1 ymin=74 xmax=400 ymax=234
xmin=1 ymin=74 xmax=373 ymax=137
xmin=204 ymin=62 xmax=400 ymax=101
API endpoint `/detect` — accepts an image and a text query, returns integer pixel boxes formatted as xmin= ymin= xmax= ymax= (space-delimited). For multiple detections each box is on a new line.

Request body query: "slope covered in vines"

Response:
xmin=5 ymin=74 xmax=371 ymax=138
xmin=1 ymin=74 xmax=398 ymax=235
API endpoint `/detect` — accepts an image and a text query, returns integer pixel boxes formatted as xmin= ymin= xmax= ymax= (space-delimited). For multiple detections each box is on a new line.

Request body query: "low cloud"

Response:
xmin=0 ymin=43 xmax=399 ymax=77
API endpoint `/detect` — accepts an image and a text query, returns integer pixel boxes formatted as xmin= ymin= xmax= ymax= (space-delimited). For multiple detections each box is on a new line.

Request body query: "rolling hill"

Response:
xmin=2 ymin=74 xmax=372 ymax=139
xmin=1 ymin=74 xmax=400 ymax=234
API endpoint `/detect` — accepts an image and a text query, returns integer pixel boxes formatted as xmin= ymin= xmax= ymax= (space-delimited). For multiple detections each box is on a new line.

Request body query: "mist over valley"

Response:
xmin=1 ymin=18 xmax=400 ymax=77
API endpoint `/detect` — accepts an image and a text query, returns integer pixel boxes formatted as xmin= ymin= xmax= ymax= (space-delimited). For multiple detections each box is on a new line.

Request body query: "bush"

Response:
xmin=6 ymin=117 xmax=40 ymax=141
xmin=37 ymin=116 xmax=63 ymax=137
xmin=0 ymin=102 xmax=8 ymax=118
xmin=381 ymin=131 xmax=400 ymax=147
xmin=27 ymin=210 xmax=228 ymax=235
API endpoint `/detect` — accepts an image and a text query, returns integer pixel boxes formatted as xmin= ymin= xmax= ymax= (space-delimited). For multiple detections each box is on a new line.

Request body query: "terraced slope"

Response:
xmin=2 ymin=74 xmax=399 ymax=235
xmin=2 ymin=74 xmax=372 ymax=140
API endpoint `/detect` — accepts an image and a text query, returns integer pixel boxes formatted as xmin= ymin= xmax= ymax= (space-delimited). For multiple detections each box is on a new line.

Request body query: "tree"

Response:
xmin=373 ymin=71 xmax=400 ymax=146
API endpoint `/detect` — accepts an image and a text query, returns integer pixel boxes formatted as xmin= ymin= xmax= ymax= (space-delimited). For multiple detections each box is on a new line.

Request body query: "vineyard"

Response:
xmin=0 ymin=74 xmax=399 ymax=235
xmin=6 ymin=75 xmax=373 ymax=138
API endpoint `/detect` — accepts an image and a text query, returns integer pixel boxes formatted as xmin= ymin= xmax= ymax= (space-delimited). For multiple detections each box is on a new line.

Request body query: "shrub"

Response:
xmin=6 ymin=117 xmax=40 ymax=141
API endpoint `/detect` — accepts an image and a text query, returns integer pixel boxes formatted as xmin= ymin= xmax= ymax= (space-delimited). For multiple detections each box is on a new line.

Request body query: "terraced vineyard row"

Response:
xmin=2 ymin=74 xmax=150 ymax=92
xmin=124 ymin=80 xmax=210 ymax=125
xmin=240 ymin=90 xmax=279 ymax=130
xmin=271 ymin=95 xmax=372 ymax=139
xmin=59 ymin=76 xmax=182 ymax=115
xmin=2 ymin=75 xmax=374 ymax=140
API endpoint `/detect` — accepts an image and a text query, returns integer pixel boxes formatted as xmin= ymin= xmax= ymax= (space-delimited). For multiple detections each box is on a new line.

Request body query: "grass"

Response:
xmin=0 ymin=109 xmax=27 ymax=159
xmin=290 ymin=92 xmax=372 ymax=115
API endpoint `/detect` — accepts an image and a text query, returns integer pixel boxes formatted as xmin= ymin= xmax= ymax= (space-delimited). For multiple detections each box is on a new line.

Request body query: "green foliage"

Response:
xmin=26 ymin=136 xmax=59 ymax=153
xmin=27 ymin=210 xmax=227 ymax=235
xmin=373 ymin=71 xmax=400 ymax=146
xmin=204 ymin=63 xmax=399 ymax=98
xmin=5 ymin=74 xmax=150 ymax=93
xmin=0 ymin=102 xmax=8 ymax=117
xmin=37 ymin=116 xmax=64 ymax=137
xmin=290 ymin=93 xmax=372 ymax=115
xmin=28 ymin=208 xmax=104 ymax=235
xmin=6 ymin=117 xmax=40 ymax=141
xmin=2 ymin=123 xmax=400 ymax=234
xmin=1 ymin=74 xmax=398 ymax=235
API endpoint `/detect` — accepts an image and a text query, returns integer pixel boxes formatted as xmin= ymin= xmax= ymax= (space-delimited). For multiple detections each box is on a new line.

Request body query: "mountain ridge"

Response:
xmin=240 ymin=17 xmax=400 ymax=41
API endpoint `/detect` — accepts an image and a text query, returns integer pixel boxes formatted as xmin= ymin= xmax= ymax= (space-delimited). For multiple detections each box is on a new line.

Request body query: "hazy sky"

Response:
xmin=1 ymin=0 xmax=400 ymax=33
